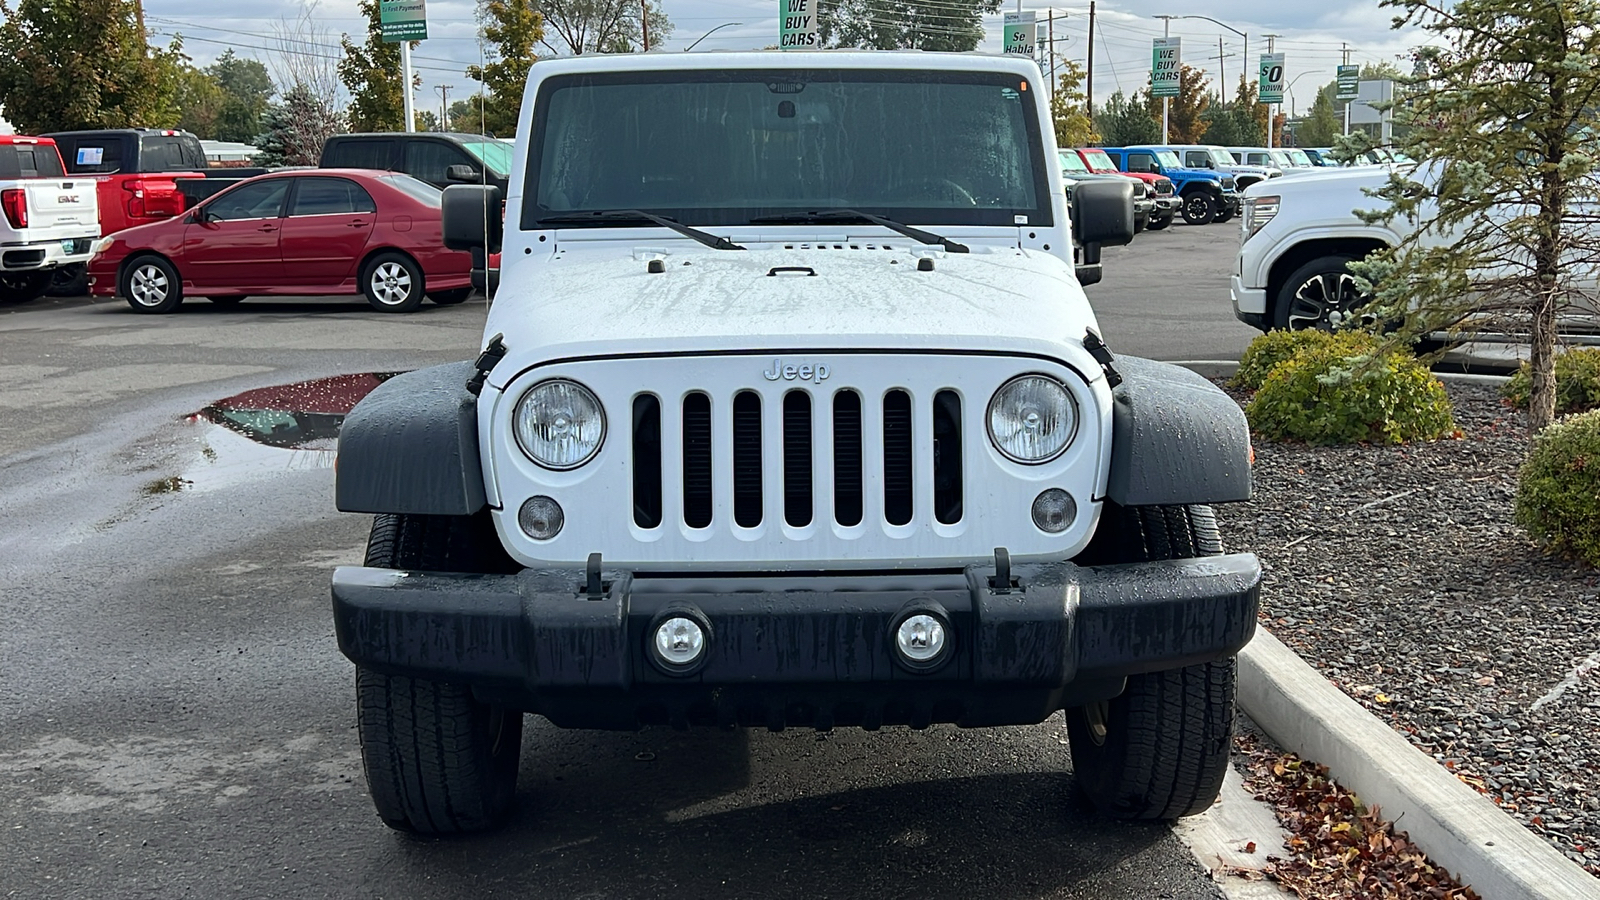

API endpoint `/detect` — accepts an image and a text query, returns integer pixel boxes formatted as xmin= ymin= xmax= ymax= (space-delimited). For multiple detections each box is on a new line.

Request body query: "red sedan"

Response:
xmin=89 ymin=169 xmax=475 ymax=313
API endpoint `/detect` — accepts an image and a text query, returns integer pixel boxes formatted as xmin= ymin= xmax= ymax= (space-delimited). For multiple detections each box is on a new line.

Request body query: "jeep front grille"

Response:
xmin=632 ymin=386 xmax=962 ymax=531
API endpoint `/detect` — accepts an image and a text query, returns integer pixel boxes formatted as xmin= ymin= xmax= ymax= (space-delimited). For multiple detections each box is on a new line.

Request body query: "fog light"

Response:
xmin=518 ymin=496 xmax=564 ymax=540
xmin=895 ymin=614 xmax=948 ymax=665
xmin=653 ymin=617 xmax=706 ymax=669
xmin=1032 ymin=489 xmax=1076 ymax=534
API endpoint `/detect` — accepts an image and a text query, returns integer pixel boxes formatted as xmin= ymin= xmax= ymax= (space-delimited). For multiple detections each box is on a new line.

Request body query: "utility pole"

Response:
xmin=1155 ymin=15 xmax=1174 ymax=144
xmin=1342 ymin=43 xmax=1352 ymax=136
xmin=1218 ymin=36 xmax=1225 ymax=112
xmin=642 ymin=0 xmax=650 ymax=50
xmin=1264 ymin=34 xmax=1280 ymax=149
xmin=1086 ymin=1 xmax=1095 ymax=118
xmin=436 ymin=85 xmax=451 ymax=132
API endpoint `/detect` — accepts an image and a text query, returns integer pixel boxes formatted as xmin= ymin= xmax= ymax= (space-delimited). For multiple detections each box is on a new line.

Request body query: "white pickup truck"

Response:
xmin=327 ymin=51 xmax=1260 ymax=836
xmin=0 ymin=136 xmax=100 ymax=304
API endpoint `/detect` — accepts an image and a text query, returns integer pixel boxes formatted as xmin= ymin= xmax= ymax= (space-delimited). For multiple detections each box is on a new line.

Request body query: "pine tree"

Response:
xmin=1094 ymin=90 xmax=1159 ymax=146
xmin=1295 ymin=88 xmax=1340 ymax=148
xmin=255 ymin=84 xmax=346 ymax=166
xmin=1351 ymin=0 xmax=1600 ymax=431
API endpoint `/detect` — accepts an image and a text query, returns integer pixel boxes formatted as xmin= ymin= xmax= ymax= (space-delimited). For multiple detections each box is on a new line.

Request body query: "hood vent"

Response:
xmin=781 ymin=243 xmax=900 ymax=251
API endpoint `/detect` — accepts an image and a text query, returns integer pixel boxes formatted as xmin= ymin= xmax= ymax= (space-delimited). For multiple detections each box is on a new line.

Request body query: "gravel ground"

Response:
xmin=1213 ymin=381 xmax=1600 ymax=877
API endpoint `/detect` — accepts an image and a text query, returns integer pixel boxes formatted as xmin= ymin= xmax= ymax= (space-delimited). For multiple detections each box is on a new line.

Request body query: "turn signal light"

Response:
xmin=1 ymin=189 xmax=27 ymax=228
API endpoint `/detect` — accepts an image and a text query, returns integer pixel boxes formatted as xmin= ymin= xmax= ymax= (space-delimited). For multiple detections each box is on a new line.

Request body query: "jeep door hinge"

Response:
xmin=1082 ymin=328 xmax=1123 ymax=389
xmin=466 ymin=333 xmax=507 ymax=396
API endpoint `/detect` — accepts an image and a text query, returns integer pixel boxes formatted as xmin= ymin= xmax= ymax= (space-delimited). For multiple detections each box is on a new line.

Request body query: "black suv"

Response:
xmin=319 ymin=133 xmax=511 ymax=193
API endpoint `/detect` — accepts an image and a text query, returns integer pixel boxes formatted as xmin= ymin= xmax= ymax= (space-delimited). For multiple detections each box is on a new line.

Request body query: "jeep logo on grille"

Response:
xmin=762 ymin=359 xmax=831 ymax=384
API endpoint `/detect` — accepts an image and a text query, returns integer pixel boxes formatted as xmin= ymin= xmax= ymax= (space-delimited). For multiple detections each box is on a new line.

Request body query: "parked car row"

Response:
xmin=1067 ymin=145 xmax=1244 ymax=226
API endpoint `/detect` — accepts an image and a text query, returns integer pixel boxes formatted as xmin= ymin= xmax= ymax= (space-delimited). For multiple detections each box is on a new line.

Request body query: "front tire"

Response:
xmin=121 ymin=255 xmax=183 ymax=314
xmin=1146 ymin=213 xmax=1172 ymax=231
xmin=0 ymin=270 xmax=53 ymax=304
xmin=429 ymin=287 xmax=473 ymax=306
xmin=1273 ymin=255 xmax=1371 ymax=331
xmin=46 ymin=263 xmax=89 ymax=297
xmin=362 ymin=252 xmax=425 ymax=313
xmin=356 ymin=512 xmax=523 ymax=834
xmin=1181 ymin=191 xmax=1216 ymax=226
xmin=1067 ymin=503 xmax=1235 ymax=820
xmin=1214 ymin=202 xmax=1235 ymax=224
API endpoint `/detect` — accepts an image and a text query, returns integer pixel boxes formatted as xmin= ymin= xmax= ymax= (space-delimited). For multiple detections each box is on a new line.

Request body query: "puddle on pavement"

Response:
xmin=179 ymin=372 xmax=403 ymax=491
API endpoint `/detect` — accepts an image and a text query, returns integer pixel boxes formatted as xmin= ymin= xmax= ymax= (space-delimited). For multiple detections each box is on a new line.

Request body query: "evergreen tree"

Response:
xmin=1093 ymin=90 xmax=1159 ymax=146
xmin=255 ymin=83 xmax=346 ymax=165
xmin=1295 ymin=89 xmax=1340 ymax=147
xmin=1351 ymin=0 xmax=1600 ymax=431
xmin=466 ymin=0 xmax=542 ymax=137
xmin=210 ymin=51 xmax=274 ymax=144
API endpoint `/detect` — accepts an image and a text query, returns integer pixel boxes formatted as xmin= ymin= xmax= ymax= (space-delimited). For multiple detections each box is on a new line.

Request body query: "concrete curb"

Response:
xmin=1168 ymin=359 xmax=1512 ymax=385
xmin=1237 ymin=629 xmax=1600 ymax=900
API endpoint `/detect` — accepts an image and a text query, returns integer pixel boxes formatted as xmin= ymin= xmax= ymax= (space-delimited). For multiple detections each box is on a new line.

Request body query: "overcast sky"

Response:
xmin=145 ymin=0 xmax=1423 ymax=117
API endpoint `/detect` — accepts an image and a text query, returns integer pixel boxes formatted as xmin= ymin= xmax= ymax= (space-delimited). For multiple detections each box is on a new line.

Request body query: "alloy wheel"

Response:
xmin=130 ymin=264 xmax=170 ymax=308
xmin=370 ymin=262 xmax=413 ymax=307
xmin=1287 ymin=271 xmax=1374 ymax=330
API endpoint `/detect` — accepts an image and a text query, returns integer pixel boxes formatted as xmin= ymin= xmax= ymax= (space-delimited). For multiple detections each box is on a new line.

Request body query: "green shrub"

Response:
xmin=1515 ymin=408 xmax=1600 ymax=566
xmin=1502 ymin=347 xmax=1600 ymax=416
xmin=1247 ymin=342 xmax=1456 ymax=445
xmin=1233 ymin=329 xmax=1378 ymax=391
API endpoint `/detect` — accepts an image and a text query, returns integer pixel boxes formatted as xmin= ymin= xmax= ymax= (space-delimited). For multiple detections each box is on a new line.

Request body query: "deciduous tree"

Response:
xmin=536 ymin=0 xmax=670 ymax=55
xmin=210 ymin=51 xmax=275 ymax=144
xmin=255 ymin=83 xmax=345 ymax=165
xmin=0 ymin=0 xmax=185 ymax=132
xmin=818 ymin=0 xmax=1000 ymax=51
xmin=1140 ymin=64 xmax=1210 ymax=143
xmin=1295 ymin=88 xmax=1340 ymax=147
xmin=466 ymin=0 xmax=542 ymax=137
xmin=1050 ymin=60 xmax=1096 ymax=149
xmin=340 ymin=0 xmax=417 ymax=132
xmin=1351 ymin=0 xmax=1600 ymax=431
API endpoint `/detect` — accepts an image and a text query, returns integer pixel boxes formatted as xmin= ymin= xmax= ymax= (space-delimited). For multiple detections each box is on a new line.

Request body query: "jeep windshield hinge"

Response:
xmin=1083 ymin=328 xmax=1123 ymax=389
xmin=989 ymin=547 xmax=1018 ymax=593
xmin=466 ymin=333 xmax=507 ymax=396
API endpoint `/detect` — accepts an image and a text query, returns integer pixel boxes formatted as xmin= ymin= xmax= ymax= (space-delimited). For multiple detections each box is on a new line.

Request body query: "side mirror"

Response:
xmin=1071 ymin=179 xmax=1135 ymax=249
xmin=446 ymin=164 xmax=481 ymax=184
xmin=441 ymin=184 xmax=503 ymax=253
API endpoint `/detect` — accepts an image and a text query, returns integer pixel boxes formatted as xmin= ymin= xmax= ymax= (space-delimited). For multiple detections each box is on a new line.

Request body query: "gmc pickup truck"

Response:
xmin=0 ymin=135 xmax=100 ymax=304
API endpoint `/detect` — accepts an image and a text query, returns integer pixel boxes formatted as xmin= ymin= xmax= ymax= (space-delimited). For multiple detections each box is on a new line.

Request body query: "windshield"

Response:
xmin=1286 ymin=149 xmax=1312 ymax=166
xmin=460 ymin=139 xmax=513 ymax=176
xmin=1058 ymin=150 xmax=1089 ymax=175
xmin=1268 ymin=149 xmax=1293 ymax=167
xmin=524 ymin=69 xmax=1052 ymax=229
xmin=1208 ymin=149 xmax=1235 ymax=168
xmin=1155 ymin=150 xmax=1182 ymax=168
xmin=1079 ymin=149 xmax=1116 ymax=173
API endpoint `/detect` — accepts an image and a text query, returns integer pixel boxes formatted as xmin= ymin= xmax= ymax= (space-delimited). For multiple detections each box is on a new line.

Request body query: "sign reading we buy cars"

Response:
xmin=1151 ymin=38 xmax=1181 ymax=98
xmin=380 ymin=0 xmax=427 ymax=42
xmin=779 ymin=0 xmax=819 ymax=48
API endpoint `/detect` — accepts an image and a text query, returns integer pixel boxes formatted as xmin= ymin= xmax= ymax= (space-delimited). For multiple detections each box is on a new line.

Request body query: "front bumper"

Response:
xmin=1 ymin=236 xmax=96 ymax=271
xmin=1231 ymin=274 xmax=1269 ymax=329
xmin=1152 ymin=196 xmax=1180 ymax=215
xmin=332 ymin=554 xmax=1261 ymax=730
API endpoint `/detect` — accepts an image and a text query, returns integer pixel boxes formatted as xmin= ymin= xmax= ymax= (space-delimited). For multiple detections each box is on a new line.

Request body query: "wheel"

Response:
xmin=1214 ymin=203 xmax=1235 ymax=224
xmin=207 ymin=296 xmax=246 ymax=306
xmin=121 ymin=255 xmax=183 ymax=313
xmin=0 ymin=270 xmax=53 ymax=304
xmin=356 ymin=512 xmax=523 ymax=834
xmin=429 ymin=287 xmax=473 ymax=306
xmin=1147 ymin=213 xmax=1172 ymax=231
xmin=1067 ymin=503 xmax=1235 ymax=820
xmin=1273 ymin=255 xmax=1374 ymax=331
xmin=362 ymin=252 xmax=425 ymax=313
xmin=46 ymin=263 xmax=89 ymax=297
xmin=1180 ymin=191 xmax=1216 ymax=226
xmin=1133 ymin=210 xmax=1149 ymax=234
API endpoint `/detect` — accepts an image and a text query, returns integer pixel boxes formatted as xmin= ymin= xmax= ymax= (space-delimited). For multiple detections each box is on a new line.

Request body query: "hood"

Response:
xmin=1168 ymin=166 xmax=1223 ymax=181
xmin=485 ymin=244 xmax=1101 ymax=388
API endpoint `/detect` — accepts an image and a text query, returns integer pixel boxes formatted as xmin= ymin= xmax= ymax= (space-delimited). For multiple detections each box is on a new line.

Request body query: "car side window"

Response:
xmin=326 ymin=140 xmax=396 ymax=171
xmin=404 ymin=141 xmax=472 ymax=188
xmin=63 ymin=140 xmax=123 ymax=174
xmin=18 ymin=147 xmax=64 ymax=178
xmin=208 ymin=180 xmax=290 ymax=221
xmin=1185 ymin=151 xmax=1209 ymax=168
xmin=1128 ymin=152 xmax=1155 ymax=173
xmin=290 ymin=177 xmax=378 ymax=216
xmin=1247 ymin=153 xmax=1265 ymax=166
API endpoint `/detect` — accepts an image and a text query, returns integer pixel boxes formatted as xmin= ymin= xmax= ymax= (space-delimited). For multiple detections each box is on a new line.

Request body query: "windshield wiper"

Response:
xmin=535 ymin=209 xmax=746 ymax=250
xmin=748 ymin=210 xmax=969 ymax=253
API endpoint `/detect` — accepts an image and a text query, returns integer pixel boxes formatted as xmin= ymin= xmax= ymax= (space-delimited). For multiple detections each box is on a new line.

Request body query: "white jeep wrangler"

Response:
xmin=331 ymin=51 xmax=1260 ymax=835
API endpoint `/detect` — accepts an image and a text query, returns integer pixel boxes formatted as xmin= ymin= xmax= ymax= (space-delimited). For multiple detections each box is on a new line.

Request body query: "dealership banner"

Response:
xmin=1258 ymin=53 xmax=1286 ymax=104
xmin=380 ymin=0 xmax=428 ymax=42
xmin=1002 ymin=12 xmax=1036 ymax=56
xmin=1151 ymin=37 xmax=1181 ymax=98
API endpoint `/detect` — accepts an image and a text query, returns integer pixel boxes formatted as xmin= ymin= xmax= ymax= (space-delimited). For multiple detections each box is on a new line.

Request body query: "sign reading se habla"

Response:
xmin=1150 ymin=37 xmax=1181 ymax=98
xmin=1258 ymin=52 xmax=1286 ymax=104
xmin=779 ymin=0 xmax=818 ymax=49
xmin=380 ymin=0 xmax=428 ymax=42
xmin=1336 ymin=64 xmax=1361 ymax=101
xmin=1002 ymin=11 xmax=1036 ymax=56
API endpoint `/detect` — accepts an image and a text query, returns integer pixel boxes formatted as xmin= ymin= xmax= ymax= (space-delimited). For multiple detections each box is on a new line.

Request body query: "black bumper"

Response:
xmin=332 ymin=555 xmax=1260 ymax=730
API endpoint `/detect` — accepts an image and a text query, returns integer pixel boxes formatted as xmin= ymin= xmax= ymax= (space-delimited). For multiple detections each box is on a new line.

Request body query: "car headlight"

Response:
xmin=1244 ymin=195 xmax=1280 ymax=240
xmin=513 ymin=379 xmax=606 ymax=469
xmin=90 ymin=237 xmax=115 ymax=257
xmin=987 ymin=375 xmax=1078 ymax=464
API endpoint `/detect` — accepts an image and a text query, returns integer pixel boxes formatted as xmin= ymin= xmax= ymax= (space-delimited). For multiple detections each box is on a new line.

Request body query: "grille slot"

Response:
xmin=783 ymin=391 xmax=813 ymax=527
xmin=933 ymin=390 xmax=963 ymax=524
xmin=632 ymin=394 xmax=662 ymax=528
xmin=883 ymin=390 xmax=914 ymax=526
xmin=682 ymin=392 xmax=713 ymax=528
xmin=833 ymin=390 xmax=864 ymax=527
xmin=732 ymin=391 xmax=763 ymax=528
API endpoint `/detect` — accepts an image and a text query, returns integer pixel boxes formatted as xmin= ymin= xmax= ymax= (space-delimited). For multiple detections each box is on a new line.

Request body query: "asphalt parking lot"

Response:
xmin=0 ymin=224 xmax=1258 ymax=900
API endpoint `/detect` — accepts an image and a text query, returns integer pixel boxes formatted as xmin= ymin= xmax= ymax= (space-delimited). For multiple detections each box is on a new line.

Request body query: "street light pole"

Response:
xmin=1264 ymin=34 xmax=1280 ymax=149
xmin=1174 ymin=14 xmax=1246 ymax=112
xmin=685 ymin=22 xmax=743 ymax=51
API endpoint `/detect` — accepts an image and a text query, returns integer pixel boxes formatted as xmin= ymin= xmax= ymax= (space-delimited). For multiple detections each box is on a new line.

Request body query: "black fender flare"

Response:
xmin=1105 ymin=356 xmax=1251 ymax=507
xmin=335 ymin=361 xmax=487 ymax=516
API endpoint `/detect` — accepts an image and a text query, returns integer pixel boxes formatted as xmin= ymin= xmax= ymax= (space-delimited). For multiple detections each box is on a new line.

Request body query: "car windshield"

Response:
xmin=1155 ymin=150 xmax=1182 ymax=168
xmin=378 ymin=172 xmax=443 ymax=205
xmin=1207 ymin=149 xmax=1235 ymax=168
xmin=1287 ymin=149 xmax=1313 ymax=166
xmin=1079 ymin=149 xmax=1116 ymax=172
xmin=1268 ymin=150 xmax=1293 ymax=167
xmin=460 ymin=139 xmax=513 ymax=176
xmin=1058 ymin=151 xmax=1089 ymax=175
xmin=524 ymin=69 xmax=1051 ymax=229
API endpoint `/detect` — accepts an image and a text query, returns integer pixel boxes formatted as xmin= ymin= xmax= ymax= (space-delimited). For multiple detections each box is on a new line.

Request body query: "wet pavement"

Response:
xmin=0 ymin=240 xmax=1255 ymax=899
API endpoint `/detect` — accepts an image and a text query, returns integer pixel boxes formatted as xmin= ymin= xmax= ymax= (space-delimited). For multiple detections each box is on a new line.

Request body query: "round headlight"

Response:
xmin=987 ymin=375 xmax=1078 ymax=464
xmin=513 ymin=379 xmax=606 ymax=470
